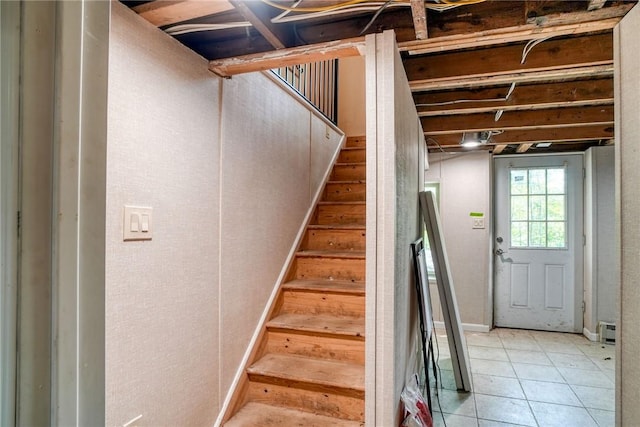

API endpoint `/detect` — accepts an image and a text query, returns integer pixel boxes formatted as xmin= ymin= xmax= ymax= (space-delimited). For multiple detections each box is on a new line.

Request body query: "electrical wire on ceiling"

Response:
xmin=162 ymin=0 xmax=486 ymax=36
xmin=416 ymin=82 xmax=516 ymax=108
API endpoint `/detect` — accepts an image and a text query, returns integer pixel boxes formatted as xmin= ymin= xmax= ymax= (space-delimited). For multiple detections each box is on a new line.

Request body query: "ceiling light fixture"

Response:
xmin=460 ymin=131 xmax=492 ymax=148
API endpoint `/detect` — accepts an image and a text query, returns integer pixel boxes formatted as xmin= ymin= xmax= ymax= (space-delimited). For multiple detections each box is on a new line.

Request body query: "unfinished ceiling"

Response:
xmin=123 ymin=0 xmax=637 ymax=154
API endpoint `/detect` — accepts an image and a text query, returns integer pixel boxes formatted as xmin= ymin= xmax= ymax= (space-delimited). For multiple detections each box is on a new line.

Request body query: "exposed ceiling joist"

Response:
xmin=415 ymin=79 xmax=614 ymax=117
xmin=493 ymin=144 xmax=508 ymax=155
xmin=410 ymin=64 xmax=614 ymax=92
xmin=423 ymin=105 xmax=614 ymax=135
xmin=229 ymin=0 xmax=293 ymax=49
xmin=132 ymin=0 xmax=236 ymax=27
xmin=399 ymin=16 xmax=620 ymax=56
xmin=404 ymin=32 xmax=613 ymax=82
xmin=516 ymin=143 xmax=534 ymax=153
xmin=209 ymin=37 xmax=365 ymax=77
xmin=410 ymin=0 xmax=428 ymax=40
xmin=427 ymin=124 xmax=613 ymax=146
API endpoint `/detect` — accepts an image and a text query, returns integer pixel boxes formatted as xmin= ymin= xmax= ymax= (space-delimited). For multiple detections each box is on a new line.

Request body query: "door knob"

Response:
xmin=495 ymin=248 xmax=505 ymax=255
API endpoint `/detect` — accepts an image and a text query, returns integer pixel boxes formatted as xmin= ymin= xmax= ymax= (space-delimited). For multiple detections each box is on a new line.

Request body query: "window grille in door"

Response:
xmin=509 ymin=166 xmax=567 ymax=249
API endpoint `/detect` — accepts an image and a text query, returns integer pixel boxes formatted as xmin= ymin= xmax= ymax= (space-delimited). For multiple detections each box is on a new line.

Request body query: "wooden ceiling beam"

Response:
xmin=493 ymin=144 xmax=508 ymax=155
xmin=410 ymin=0 xmax=428 ymax=40
xmin=403 ymin=32 xmax=613 ymax=82
xmin=410 ymin=64 xmax=613 ymax=92
xmin=132 ymin=0 xmax=236 ymax=27
xmin=229 ymin=0 xmax=293 ymax=49
xmin=399 ymin=13 xmax=623 ymax=55
xmin=427 ymin=124 xmax=613 ymax=146
xmin=423 ymin=105 xmax=614 ymax=135
xmin=415 ymin=79 xmax=614 ymax=116
xmin=209 ymin=37 xmax=365 ymax=77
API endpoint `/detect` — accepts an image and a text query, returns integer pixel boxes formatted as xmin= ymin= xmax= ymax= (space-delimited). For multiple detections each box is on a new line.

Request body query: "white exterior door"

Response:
xmin=494 ymin=154 xmax=584 ymax=332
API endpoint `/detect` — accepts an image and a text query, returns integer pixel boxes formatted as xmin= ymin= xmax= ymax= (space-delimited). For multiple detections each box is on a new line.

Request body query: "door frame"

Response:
xmin=492 ymin=152 xmax=585 ymax=333
xmin=0 ymin=1 xmax=21 ymax=424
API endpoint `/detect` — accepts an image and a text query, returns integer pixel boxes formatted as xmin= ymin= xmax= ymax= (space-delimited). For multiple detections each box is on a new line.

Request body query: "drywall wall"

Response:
xmin=424 ymin=152 xmax=492 ymax=329
xmin=218 ymin=72 xmax=343 ymax=396
xmin=615 ymin=6 xmax=640 ymax=424
xmin=584 ymin=146 xmax=616 ymax=338
xmin=365 ymin=31 xmax=426 ymax=426
xmin=106 ymin=4 xmax=221 ymax=425
xmin=107 ymin=5 xmax=344 ymax=424
xmin=338 ymin=56 xmax=366 ymax=136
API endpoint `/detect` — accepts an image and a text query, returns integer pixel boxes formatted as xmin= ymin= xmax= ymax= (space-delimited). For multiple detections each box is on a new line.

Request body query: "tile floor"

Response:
xmin=428 ymin=328 xmax=615 ymax=427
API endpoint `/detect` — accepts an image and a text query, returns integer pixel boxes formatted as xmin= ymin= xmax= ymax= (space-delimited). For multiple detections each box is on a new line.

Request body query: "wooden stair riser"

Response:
xmin=265 ymin=331 xmax=364 ymax=364
xmin=303 ymin=228 xmax=366 ymax=252
xmin=247 ymin=382 xmax=364 ymax=422
xmin=331 ymin=164 xmax=366 ymax=181
xmin=345 ymin=136 xmax=366 ymax=148
xmin=338 ymin=148 xmax=366 ymax=163
xmin=315 ymin=204 xmax=365 ymax=226
xmin=280 ymin=290 xmax=365 ymax=317
xmin=292 ymin=257 xmax=365 ymax=282
xmin=323 ymin=182 xmax=366 ymax=202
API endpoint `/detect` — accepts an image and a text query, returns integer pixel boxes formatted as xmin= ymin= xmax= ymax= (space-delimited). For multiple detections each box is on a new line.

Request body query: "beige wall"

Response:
xmin=615 ymin=5 xmax=640 ymax=424
xmin=338 ymin=56 xmax=366 ymax=137
xmin=424 ymin=152 xmax=492 ymax=329
xmin=365 ymin=31 xmax=425 ymax=426
xmin=107 ymin=4 xmax=343 ymax=425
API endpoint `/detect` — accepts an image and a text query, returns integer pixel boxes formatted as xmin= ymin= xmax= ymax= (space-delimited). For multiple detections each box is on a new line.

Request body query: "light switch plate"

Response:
xmin=124 ymin=206 xmax=153 ymax=241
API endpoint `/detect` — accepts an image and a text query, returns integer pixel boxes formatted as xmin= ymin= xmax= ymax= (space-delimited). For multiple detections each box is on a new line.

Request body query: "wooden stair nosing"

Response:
xmin=266 ymin=313 xmax=365 ymax=340
xmin=327 ymin=180 xmax=366 ymax=184
xmin=247 ymin=353 xmax=365 ymax=397
xmin=282 ymin=279 xmax=365 ymax=295
xmin=307 ymin=224 xmax=366 ymax=230
xmin=224 ymin=402 xmax=364 ymax=427
xmin=296 ymin=250 xmax=365 ymax=259
xmin=317 ymin=201 xmax=366 ymax=206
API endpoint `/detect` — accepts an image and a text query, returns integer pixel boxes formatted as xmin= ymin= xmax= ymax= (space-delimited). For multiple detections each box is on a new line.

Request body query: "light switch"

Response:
xmin=124 ymin=206 xmax=153 ymax=241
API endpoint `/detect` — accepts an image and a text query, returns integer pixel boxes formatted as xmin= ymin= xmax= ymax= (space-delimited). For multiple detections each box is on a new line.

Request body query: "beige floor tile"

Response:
xmin=587 ymin=408 xmax=615 ymax=427
xmin=512 ymin=362 xmax=565 ymax=383
xmin=589 ymin=355 xmax=615 ymax=371
xmin=558 ymin=367 xmax=614 ymax=388
xmin=577 ymin=343 xmax=615 ymax=358
xmin=472 ymin=374 xmax=525 ymax=399
xmin=433 ymin=412 xmax=479 ymax=427
xmin=466 ymin=334 xmax=504 ymax=348
xmin=506 ymin=348 xmax=552 ymax=366
xmin=432 ymin=388 xmax=476 ymax=417
xmin=474 ymin=393 xmax=537 ymax=426
xmin=539 ymin=341 xmax=583 ymax=355
xmin=547 ymin=352 xmax=599 ymax=370
xmin=471 ymin=359 xmax=517 ymax=378
xmin=468 ymin=345 xmax=509 ymax=361
xmin=500 ymin=337 xmax=543 ymax=352
xmin=478 ymin=420 xmax=527 ymax=427
xmin=571 ymin=384 xmax=615 ymax=411
xmin=520 ymin=379 xmax=582 ymax=406
xmin=529 ymin=401 xmax=598 ymax=427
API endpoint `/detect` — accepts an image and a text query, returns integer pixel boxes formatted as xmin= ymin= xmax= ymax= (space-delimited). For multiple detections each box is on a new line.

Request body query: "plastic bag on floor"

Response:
xmin=401 ymin=375 xmax=433 ymax=427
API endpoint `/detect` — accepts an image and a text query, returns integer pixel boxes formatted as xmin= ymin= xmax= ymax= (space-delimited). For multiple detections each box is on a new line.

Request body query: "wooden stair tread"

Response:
xmin=335 ymin=162 xmax=366 ymax=166
xmin=318 ymin=201 xmax=365 ymax=205
xmin=267 ymin=313 xmax=365 ymax=338
xmin=225 ymin=402 xmax=364 ymax=427
xmin=283 ymin=279 xmax=365 ymax=295
xmin=307 ymin=224 xmax=365 ymax=230
xmin=327 ymin=180 xmax=365 ymax=184
xmin=248 ymin=353 xmax=365 ymax=392
xmin=296 ymin=250 xmax=365 ymax=259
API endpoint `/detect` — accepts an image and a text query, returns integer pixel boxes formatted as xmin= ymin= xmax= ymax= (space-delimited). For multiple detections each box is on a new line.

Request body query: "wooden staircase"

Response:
xmin=224 ymin=136 xmax=367 ymax=427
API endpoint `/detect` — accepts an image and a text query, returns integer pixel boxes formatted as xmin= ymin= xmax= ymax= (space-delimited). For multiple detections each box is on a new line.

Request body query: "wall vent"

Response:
xmin=599 ymin=321 xmax=616 ymax=345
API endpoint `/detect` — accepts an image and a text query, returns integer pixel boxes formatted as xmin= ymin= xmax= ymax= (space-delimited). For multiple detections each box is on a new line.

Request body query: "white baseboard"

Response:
xmin=583 ymin=327 xmax=599 ymax=342
xmin=433 ymin=321 xmax=490 ymax=333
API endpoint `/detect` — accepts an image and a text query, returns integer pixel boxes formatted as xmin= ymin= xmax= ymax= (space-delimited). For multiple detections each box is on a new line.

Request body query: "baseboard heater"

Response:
xmin=599 ymin=321 xmax=616 ymax=345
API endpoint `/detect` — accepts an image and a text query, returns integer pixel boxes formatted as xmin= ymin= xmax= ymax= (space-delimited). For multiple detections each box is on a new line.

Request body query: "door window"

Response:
xmin=509 ymin=167 xmax=567 ymax=249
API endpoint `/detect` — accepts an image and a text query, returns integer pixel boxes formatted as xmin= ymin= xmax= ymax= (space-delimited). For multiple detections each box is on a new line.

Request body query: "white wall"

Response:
xmin=107 ymin=4 xmax=343 ymax=425
xmin=584 ymin=146 xmax=616 ymax=338
xmin=615 ymin=6 xmax=640 ymax=423
xmin=424 ymin=152 xmax=492 ymax=329
xmin=366 ymin=31 xmax=426 ymax=426
xmin=338 ymin=56 xmax=366 ymax=137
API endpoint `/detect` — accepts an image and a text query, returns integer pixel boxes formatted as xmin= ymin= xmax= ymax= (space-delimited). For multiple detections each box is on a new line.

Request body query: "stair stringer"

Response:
xmin=215 ymin=134 xmax=347 ymax=426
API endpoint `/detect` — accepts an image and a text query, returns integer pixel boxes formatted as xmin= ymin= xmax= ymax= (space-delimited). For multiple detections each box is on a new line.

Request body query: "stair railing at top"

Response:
xmin=272 ymin=59 xmax=338 ymax=124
